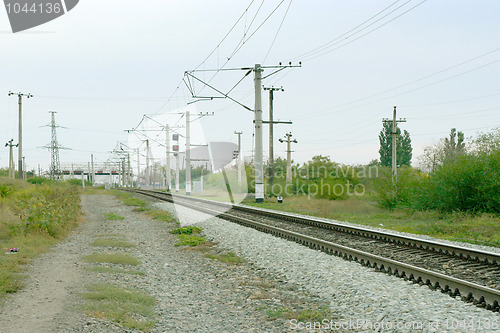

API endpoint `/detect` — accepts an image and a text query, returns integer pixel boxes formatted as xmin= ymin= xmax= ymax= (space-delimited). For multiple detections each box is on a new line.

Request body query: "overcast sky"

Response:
xmin=1 ymin=0 xmax=499 ymax=172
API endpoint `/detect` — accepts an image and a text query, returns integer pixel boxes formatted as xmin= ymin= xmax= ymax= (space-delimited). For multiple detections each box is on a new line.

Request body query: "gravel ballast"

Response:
xmin=156 ymin=201 xmax=500 ymax=333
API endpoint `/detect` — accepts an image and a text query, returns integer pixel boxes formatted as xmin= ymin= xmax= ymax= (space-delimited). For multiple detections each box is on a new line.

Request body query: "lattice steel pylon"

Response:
xmin=46 ymin=111 xmax=62 ymax=179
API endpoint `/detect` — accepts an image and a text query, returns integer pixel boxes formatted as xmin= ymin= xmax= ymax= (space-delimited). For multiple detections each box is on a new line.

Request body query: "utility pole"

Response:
xmin=234 ymin=131 xmax=243 ymax=186
xmin=175 ymin=152 xmax=180 ymax=192
xmin=122 ymin=158 xmax=126 ymax=187
xmin=145 ymin=139 xmax=150 ymax=187
xmin=263 ymin=86 xmax=287 ymax=186
xmin=279 ymin=133 xmax=297 ymax=183
xmin=90 ymin=154 xmax=95 ymax=186
xmin=22 ymin=157 xmax=26 ymax=180
xmin=184 ymin=62 xmax=301 ymax=202
xmin=8 ymin=91 xmax=32 ymax=180
xmin=136 ymin=148 xmax=140 ymax=186
xmin=127 ymin=153 xmax=131 ymax=187
xmin=5 ymin=139 xmax=17 ymax=179
xmin=382 ymin=106 xmax=406 ymax=182
xmin=254 ymin=64 xmax=264 ymax=202
xmin=165 ymin=124 xmax=171 ymax=191
xmin=185 ymin=111 xmax=191 ymax=195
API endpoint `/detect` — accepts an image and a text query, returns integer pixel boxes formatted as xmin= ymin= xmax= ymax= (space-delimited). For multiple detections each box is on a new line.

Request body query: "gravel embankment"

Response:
xmin=241 ymin=204 xmax=500 ymax=255
xmin=155 ymin=201 xmax=500 ymax=333
xmin=77 ymin=195 xmax=329 ymax=332
xmin=2 ymin=194 xmax=341 ymax=332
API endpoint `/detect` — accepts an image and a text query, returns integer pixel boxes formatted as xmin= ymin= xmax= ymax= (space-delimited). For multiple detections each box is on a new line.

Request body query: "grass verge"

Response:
xmin=84 ymin=283 xmax=156 ymax=331
xmin=83 ymin=253 xmax=141 ymax=266
xmin=0 ymin=178 xmax=82 ymax=299
xmin=104 ymin=213 xmax=125 ymax=221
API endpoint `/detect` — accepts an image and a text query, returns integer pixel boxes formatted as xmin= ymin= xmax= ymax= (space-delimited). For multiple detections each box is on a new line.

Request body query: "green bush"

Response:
xmin=8 ymin=185 xmax=80 ymax=237
xmin=170 ymin=226 xmax=202 ymax=235
xmin=414 ymin=151 xmax=500 ymax=213
xmin=372 ymin=166 xmax=421 ymax=209
xmin=27 ymin=177 xmax=54 ymax=185
xmin=66 ymin=178 xmax=92 ymax=186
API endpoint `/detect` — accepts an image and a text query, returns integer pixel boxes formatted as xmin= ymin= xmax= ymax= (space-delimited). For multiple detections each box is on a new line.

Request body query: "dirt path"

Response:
xmin=0 ymin=194 xmax=322 ymax=332
xmin=0 ymin=203 xmax=91 ymax=332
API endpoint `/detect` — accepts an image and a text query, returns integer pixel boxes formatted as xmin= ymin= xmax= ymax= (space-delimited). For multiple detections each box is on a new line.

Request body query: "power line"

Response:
xmin=400 ymin=92 xmax=500 ymax=107
xmin=262 ymin=0 xmax=293 ymax=63
xmin=302 ymin=0 xmax=428 ymax=62
xmin=228 ymin=0 xmax=286 ymax=60
xmin=291 ymin=0 xmax=404 ymax=61
xmin=194 ymin=0 xmax=257 ymax=70
xmin=294 ymin=51 xmax=500 ymax=121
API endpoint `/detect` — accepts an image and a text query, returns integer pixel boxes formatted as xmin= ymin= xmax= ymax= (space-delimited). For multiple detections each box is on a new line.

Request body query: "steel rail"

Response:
xmin=126 ymin=189 xmax=500 ymax=311
xmin=156 ymin=191 xmax=500 ymax=266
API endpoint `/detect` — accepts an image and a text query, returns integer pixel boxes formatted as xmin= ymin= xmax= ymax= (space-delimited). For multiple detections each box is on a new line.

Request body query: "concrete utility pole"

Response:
xmin=136 ymin=148 xmax=141 ymax=186
xmin=5 ymin=139 xmax=17 ymax=179
xmin=185 ymin=111 xmax=191 ymax=195
xmin=234 ymin=131 xmax=243 ymax=186
xmin=8 ymin=91 xmax=32 ymax=180
xmin=184 ymin=62 xmax=300 ymax=202
xmin=127 ymin=153 xmax=131 ymax=187
xmin=263 ymin=86 xmax=289 ymax=186
xmin=175 ymin=152 xmax=180 ymax=192
xmin=22 ymin=157 xmax=26 ymax=181
xmin=254 ymin=64 xmax=264 ymax=202
xmin=279 ymin=133 xmax=297 ymax=183
xmin=145 ymin=139 xmax=150 ymax=187
xmin=91 ymin=154 xmax=95 ymax=186
xmin=382 ymin=106 xmax=407 ymax=182
xmin=165 ymin=124 xmax=171 ymax=191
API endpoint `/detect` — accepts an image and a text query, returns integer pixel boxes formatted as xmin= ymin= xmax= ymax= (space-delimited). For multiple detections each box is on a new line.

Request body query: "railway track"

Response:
xmin=125 ymin=188 xmax=500 ymax=312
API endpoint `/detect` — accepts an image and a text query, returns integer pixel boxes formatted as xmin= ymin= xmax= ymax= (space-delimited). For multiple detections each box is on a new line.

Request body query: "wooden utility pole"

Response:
xmin=5 ymin=139 xmax=17 ymax=179
xmin=8 ymin=91 xmax=32 ymax=180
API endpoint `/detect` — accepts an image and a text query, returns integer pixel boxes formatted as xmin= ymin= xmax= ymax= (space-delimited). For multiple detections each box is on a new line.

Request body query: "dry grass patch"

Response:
xmin=85 ymin=266 xmax=145 ymax=276
xmin=147 ymin=210 xmax=177 ymax=223
xmin=205 ymin=251 xmax=244 ymax=264
xmin=83 ymin=253 xmax=140 ymax=266
xmin=91 ymin=238 xmax=135 ymax=248
xmin=84 ymin=283 xmax=156 ymax=331
xmin=104 ymin=213 xmax=125 ymax=221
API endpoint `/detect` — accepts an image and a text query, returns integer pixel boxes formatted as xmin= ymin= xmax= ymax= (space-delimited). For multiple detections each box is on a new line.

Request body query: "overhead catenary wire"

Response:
xmin=293 ymin=51 xmax=500 ymax=121
xmin=300 ymin=0 xmax=428 ymax=62
xmin=196 ymin=0 xmax=288 ymax=96
xmin=194 ymin=0 xmax=257 ymax=70
xmin=290 ymin=0 xmax=404 ymax=61
xmin=262 ymin=0 xmax=293 ymax=63
xmin=399 ymin=91 xmax=500 ymax=107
